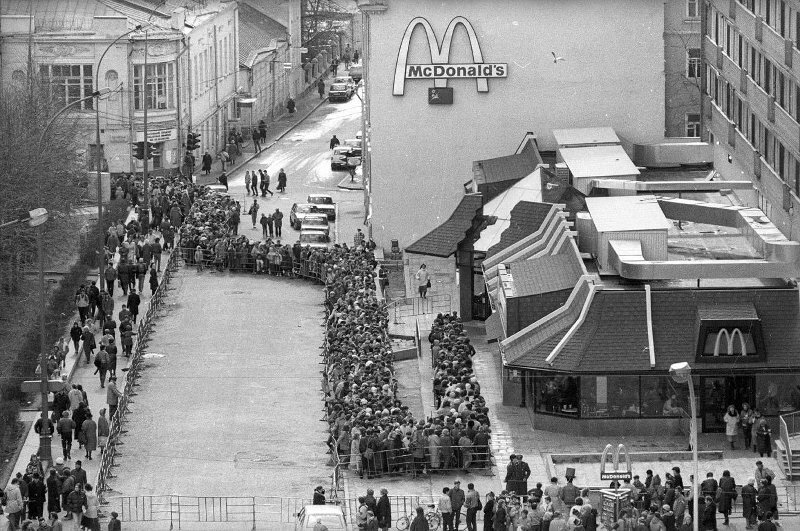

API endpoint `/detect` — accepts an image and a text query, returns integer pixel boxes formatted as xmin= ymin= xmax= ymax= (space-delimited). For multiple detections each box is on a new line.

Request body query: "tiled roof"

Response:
xmin=507 ymin=254 xmax=583 ymax=297
xmin=2 ymin=0 xmax=119 ymax=32
xmin=473 ymin=140 xmax=542 ymax=186
xmin=697 ymin=301 xmax=758 ymax=321
xmin=506 ymin=288 xmax=800 ymax=373
xmin=238 ymin=2 xmax=287 ymax=66
xmin=486 ymin=201 xmax=552 ymax=259
xmin=405 ymin=194 xmax=483 ymax=257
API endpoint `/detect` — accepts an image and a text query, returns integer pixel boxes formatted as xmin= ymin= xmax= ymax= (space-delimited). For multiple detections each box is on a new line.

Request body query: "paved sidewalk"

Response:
xmin=196 ymin=81 xmax=332 ymax=188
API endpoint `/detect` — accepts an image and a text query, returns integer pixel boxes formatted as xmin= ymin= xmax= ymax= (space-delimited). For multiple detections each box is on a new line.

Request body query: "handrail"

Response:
xmin=389 ymin=293 xmax=452 ymax=322
xmin=781 ymin=414 xmax=791 ymax=479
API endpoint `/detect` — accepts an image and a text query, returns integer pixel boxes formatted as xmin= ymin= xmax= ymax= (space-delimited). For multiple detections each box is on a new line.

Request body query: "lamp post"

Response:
xmin=94 ymin=25 xmax=142 ymax=292
xmin=33 ymin=88 xmax=110 ymax=462
xmin=670 ymin=361 xmax=699 ymax=531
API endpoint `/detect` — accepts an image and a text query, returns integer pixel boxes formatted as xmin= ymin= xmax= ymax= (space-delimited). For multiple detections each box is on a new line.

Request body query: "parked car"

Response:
xmin=204 ymin=183 xmax=228 ymax=194
xmin=331 ymin=145 xmax=362 ymax=170
xmin=301 ymin=214 xmax=330 ymax=237
xmin=343 ymin=138 xmax=361 ymax=149
xmin=295 ymin=505 xmax=348 ymax=529
xmin=349 ymin=65 xmax=363 ymax=83
xmin=328 ymin=76 xmax=355 ymax=102
xmin=290 ymin=203 xmax=322 ymax=230
xmin=307 ymin=194 xmax=336 ymax=220
xmin=299 ymin=230 xmax=331 ymax=250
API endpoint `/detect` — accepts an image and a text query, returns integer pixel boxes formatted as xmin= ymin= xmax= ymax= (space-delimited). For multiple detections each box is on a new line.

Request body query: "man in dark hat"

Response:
xmin=505 ymin=454 xmax=531 ymax=496
xmin=313 ymin=486 xmax=326 ymax=505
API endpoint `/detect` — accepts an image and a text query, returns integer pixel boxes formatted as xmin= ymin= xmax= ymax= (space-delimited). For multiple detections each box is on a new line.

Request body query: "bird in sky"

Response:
xmin=551 ymin=51 xmax=565 ymax=63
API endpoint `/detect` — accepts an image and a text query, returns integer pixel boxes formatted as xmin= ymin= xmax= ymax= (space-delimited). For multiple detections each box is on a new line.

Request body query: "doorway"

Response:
xmin=701 ymin=375 xmax=755 ymax=432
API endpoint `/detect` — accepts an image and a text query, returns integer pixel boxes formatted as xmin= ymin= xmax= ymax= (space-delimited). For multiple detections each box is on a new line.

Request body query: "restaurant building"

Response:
xmin=483 ymin=191 xmax=800 ymax=436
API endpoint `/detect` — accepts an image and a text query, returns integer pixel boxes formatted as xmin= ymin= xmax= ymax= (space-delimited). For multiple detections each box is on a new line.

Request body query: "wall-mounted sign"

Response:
xmin=135 ymin=129 xmax=177 ymax=143
xmin=393 ymin=16 xmax=507 ymax=97
xmin=428 ymin=87 xmax=453 ymax=104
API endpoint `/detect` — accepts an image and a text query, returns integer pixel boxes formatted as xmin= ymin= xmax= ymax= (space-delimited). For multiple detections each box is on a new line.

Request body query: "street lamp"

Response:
xmin=670 ymin=361 xmax=699 ymax=531
xmin=94 ymin=25 xmax=143 ymax=292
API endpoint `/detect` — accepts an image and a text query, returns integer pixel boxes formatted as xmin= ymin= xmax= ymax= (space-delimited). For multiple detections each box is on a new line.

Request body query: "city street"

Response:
xmin=108 ymin=93 xmax=365 ymax=501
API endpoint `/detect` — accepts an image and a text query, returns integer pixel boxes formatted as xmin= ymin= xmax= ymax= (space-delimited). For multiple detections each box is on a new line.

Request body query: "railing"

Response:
xmin=338 ymin=444 xmax=495 ymax=479
xmin=780 ymin=410 xmax=800 ymax=478
xmin=388 ymin=293 xmax=452 ymax=323
xmin=95 ymin=249 xmax=180 ymax=498
xmin=174 ymin=245 xmax=327 ymax=282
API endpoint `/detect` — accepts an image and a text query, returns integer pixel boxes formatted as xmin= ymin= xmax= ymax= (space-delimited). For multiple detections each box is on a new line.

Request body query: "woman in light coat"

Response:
xmin=414 ymin=263 xmax=430 ymax=299
xmin=350 ymin=430 xmax=362 ymax=476
xmin=723 ymin=405 xmax=739 ymax=450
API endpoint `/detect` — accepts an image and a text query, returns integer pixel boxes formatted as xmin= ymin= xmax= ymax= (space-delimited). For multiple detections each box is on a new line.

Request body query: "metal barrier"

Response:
xmin=388 ymin=294 xmax=452 ymax=323
xmin=95 ymin=249 xmax=180 ymax=497
xmin=174 ymin=245 xmax=327 ymax=282
xmin=339 ymin=444 xmax=494 ymax=479
xmin=780 ymin=410 xmax=800 ymax=479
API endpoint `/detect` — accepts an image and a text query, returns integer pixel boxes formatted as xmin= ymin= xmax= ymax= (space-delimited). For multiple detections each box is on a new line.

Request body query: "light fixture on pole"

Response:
xmin=670 ymin=361 xmax=699 ymax=531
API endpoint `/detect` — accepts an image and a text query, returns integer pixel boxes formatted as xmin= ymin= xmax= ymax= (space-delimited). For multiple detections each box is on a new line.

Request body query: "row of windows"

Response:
xmin=38 ymin=64 xmax=94 ymax=110
xmin=133 ymin=63 xmax=176 ymax=111
xmin=735 ymin=0 xmax=800 ymax=41
xmin=707 ymin=62 xmax=800 ymax=197
xmin=709 ymin=4 xmax=800 ymax=122
xmin=193 ymin=32 xmax=235 ymax=97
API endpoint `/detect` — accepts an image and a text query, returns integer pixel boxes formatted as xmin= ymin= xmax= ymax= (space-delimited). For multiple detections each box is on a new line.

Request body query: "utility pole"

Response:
xmin=141 ymin=32 xmax=150 ymax=226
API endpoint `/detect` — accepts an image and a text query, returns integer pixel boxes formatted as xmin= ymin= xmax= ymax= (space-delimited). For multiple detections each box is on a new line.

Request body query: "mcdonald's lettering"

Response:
xmin=393 ymin=16 xmax=508 ymax=96
xmin=600 ymin=443 xmax=632 ymax=481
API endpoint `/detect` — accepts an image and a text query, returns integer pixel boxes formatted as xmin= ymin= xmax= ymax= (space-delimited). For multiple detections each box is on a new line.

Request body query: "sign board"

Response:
xmin=393 ymin=16 xmax=508 ymax=97
xmin=599 ymin=489 xmax=631 ymax=529
xmin=135 ymin=129 xmax=177 ymax=143
xmin=600 ymin=443 xmax=632 ymax=481
xmin=297 ymin=47 xmax=308 ymax=53
xmin=283 ymin=62 xmax=293 ymax=70
xmin=21 ymin=380 xmax=66 ymax=393
xmin=428 ymin=87 xmax=453 ymax=104
xmin=347 ymin=156 xmax=362 ymax=167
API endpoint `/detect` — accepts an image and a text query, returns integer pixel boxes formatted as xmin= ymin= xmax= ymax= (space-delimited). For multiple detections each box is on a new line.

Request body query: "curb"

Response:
xmin=336 ymin=175 xmax=365 ymax=191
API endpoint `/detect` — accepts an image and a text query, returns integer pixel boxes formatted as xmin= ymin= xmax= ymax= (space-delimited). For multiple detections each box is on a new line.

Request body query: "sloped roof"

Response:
xmin=506 ymin=288 xmax=800 ymax=373
xmin=405 ymin=194 xmax=483 ymax=257
xmin=473 ymin=139 xmax=542 ymax=186
xmin=238 ymin=2 xmax=287 ymax=67
xmin=1 ymin=0 xmax=119 ymax=32
xmin=506 ymin=254 xmax=584 ymax=297
xmin=486 ymin=201 xmax=553 ymax=259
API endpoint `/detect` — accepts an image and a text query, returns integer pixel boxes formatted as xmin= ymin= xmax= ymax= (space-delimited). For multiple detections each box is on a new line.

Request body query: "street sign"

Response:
xmin=21 ymin=380 xmax=66 ymax=393
xmin=600 ymin=443 xmax=632 ymax=481
xmin=283 ymin=62 xmax=293 ymax=70
xmin=298 ymin=47 xmax=308 ymax=53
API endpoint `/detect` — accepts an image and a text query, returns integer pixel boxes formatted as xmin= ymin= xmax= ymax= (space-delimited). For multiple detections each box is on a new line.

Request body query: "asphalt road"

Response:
xmin=108 ymin=96 xmax=364 ymax=505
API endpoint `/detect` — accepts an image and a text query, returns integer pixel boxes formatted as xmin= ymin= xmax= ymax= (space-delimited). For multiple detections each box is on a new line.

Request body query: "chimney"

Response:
xmin=171 ymin=8 xmax=186 ymax=31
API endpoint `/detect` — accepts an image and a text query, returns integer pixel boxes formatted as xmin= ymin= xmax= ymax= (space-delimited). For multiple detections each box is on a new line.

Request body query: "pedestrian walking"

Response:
xmin=277 ymin=168 xmax=287 ymax=192
xmin=151 ymin=237 xmax=163 ymax=272
xmin=46 ymin=470 xmax=61 ymax=514
xmin=75 ymin=287 xmax=90 ymax=325
xmin=245 ymin=171 xmax=252 ymax=194
xmin=202 ymin=151 xmax=212 ymax=174
xmin=262 ymin=170 xmax=274 ymax=196
xmin=273 ymin=208 xmax=283 ymax=237
xmin=135 ymin=258 xmax=147 ymax=293
xmin=449 ymin=481 xmax=465 ymax=531
xmin=249 ymin=199 xmax=259 ymax=228
xmin=438 ymin=487 xmax=454 ymax=531
xmin=218 ymin=172 xmax=229 ymax=191
xmin=218 ymin=149 xmax=230 ymax=171
xmin=415 ymin=263 xmax=430 ymax=299
xmin=464 ymin=484 xmax=481 ymax=531
xmin=718 ymin=470 xmax=737 ymax=525
xmin=66 ymin=482 xmax=86 ymax=527
xmin=97 ymin=409 xmax=109 ymax=455
xmin=81 ymin=413 xmax=97 ymax=460
xmin=741 ymin=402 xmax=755 ymax=449
xmin=81 ymin=326 xmax=95 ymax=364
xmin=3 ymin=478 xmax=24 ymax=530
xmin=287 ymin=97 xmax=296 ymax=114
xmin=331 ymin=58 xmax=339 ymax=76
xmin=252 ymin=129 xmax=261 ymax=153
xmin=723 ymin=405 xmax=739 ymax=450
xmin=330 ymin=135 xmax=340 ymax=149
xmin=260 ymin=214 xmax=270 ymax=240
xmin=107 ymin=377 xmax=123 ymax=420
xmin=318 ymin=78 xmax=326 ymax=99
xmin=251 ymin=170 xmax=259 ymax=195
xmin=82 ymin=484 xmax=100 ymax=531
xmin=70 ymin=322 xmax=82 ymax=354
xmin=259 ymin=120 xmax=267 ymax=141
xmin=93 ymin=347 xmax=109 ymax=388
xmin=149 ymin=266 xmax=159 ymax=296
xmin=57 ymin=411 xmax=75 ymax=461
xmin=127 ymin=288 xmax=141 ymax=323
xmin=755 ymin=419 xmax=772 ymax=457
xmin=376 ymin=488 xmax=391 ymax=531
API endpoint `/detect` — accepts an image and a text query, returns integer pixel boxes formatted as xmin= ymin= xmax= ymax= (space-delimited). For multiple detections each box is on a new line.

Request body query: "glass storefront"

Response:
xmin=755 ymin=374 xmax=800 ymax=416
xmin=534 ymin=375 xmax=579 ymax=416
xmin=581 ymin=376 xmax=640 ymax=417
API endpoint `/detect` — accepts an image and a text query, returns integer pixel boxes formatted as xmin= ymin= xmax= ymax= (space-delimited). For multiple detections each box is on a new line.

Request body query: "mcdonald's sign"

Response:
xmin=393 ymin=17 xmax=508 ymax=97
xmin=600 ymin=443 xmax=632 ymax=481
xmin=713 ymin=328 xmax=747 ymax=356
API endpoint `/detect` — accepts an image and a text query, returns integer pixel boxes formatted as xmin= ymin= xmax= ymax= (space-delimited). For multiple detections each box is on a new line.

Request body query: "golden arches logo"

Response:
xmin=393 ymin=17 xmax=507 ymax=96
xmin=600 ymin=443 xmax=632 ymax=481
xmin=713 ymin=328 xmax=747 ymax=356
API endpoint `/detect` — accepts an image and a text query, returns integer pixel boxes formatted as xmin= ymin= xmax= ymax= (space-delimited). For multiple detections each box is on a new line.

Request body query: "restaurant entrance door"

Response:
xmin=701 ymin=375 xmax=755 ymax=432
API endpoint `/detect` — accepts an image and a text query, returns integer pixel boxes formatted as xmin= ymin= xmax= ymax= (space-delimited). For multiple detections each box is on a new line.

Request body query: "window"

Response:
xmin=39 ymin=64 xmax=94 ymax=109
xmin=688 ymin=0 xmax=699 ymax=17
xmin=696 ymin=321 xmax=765 ymax=361
xmin=534 ymin=375 xmax=579 ymax=416
xmin=640 ymin=376 xmax=698 ymax=417
xmin=686 ymin=114 xmax=701 ymax=137
xmin=134 ymin=62 xmax=176 ymax=110
xmin=755 ymin=374 xmax=800 ymax=415
xmin=687 ymin=48 xmax=702 ymax=78
xmin=581 ymin=376 xmax=640 ymax=418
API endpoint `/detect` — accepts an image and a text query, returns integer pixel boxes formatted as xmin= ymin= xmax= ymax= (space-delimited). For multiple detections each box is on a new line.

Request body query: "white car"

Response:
xmin=299 ymin=230 xmax=330 ymax=249
xmin=295 ymin=505 xmax=348 ymax=529
xmin=307 ymin=194 xmax=336 ymax=220
xmin=301 ymin=214 xmax=330 ymax=237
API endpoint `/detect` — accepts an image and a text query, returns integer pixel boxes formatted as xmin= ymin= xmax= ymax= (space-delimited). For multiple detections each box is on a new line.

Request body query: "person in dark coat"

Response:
xmin=702 ymin=495 xmax=717 ymax=530
xmin=504 ymin=454 xmax=531 ymax=496
xmin=218 ymin=172 xmax=228 ymax=191
xmin=742 ymin=478 xmax=757 ymax=528
xmin=375 ymin=488 xmax=391 ymax=531
xmin=409 ymin=506 xmax=429 ymax=531
xmin=27 ymin=473 xmax=46 ymax=519
xmin=70 ymin=322 xmax=82 ymax=353
xmin=46 ymin=469 xmax=62 ymax=513
xmin=312 ymin=486 xmax=325 ymax=505
xmin=492 ymin=498 xmax=507 ymax=531
xmin=127 ymin=288 xmax=141 ymax=323
xmin=277 ymin=168 xmax=287 ymax=193
xmin=202 ymin=151 xmax=213 ymax=174
xmin=755 ymin=419 xmax=772 ymax=457
xmin=717 ymin=470 xmax=737 ymax=525
xmin=482 ymin=492 xmax=495 ymax=531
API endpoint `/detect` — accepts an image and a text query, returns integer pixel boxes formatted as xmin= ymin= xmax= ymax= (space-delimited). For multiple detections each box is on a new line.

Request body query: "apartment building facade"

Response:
xmin=703 ymin=0 xmax=800 ymax=239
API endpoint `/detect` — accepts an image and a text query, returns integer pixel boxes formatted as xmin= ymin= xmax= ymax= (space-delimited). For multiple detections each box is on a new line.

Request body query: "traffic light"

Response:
xmin=186 ymin=132 xmax=200 ymax=151
xmin=146 ymin=142 xmax=158 ymax=160
xmin=132 ymin=141 xmax=145 ymax=160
